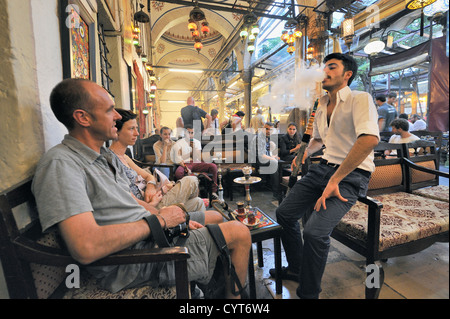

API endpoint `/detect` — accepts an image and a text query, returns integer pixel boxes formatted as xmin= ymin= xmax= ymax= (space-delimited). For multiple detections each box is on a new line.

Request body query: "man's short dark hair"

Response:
xmin=49 ymin=78 xmax=93 ymax=130
xmin=387 ymin=92 xmax=397 ymax=99
xmin=399 ymin=113 xmax=409 ymax=120
xmin=235 ymin=111 xmax=245 ymax=117
xmin=390 ymin=118 xmax=409 ymax=131
xmin=184 ymin=124 xmax=193 ymax=130
xmin=160 ymin=126 xmax=171 ymax=134
xmin=323 ymin=53 xmax=358 ymax=86
xmin=211 ymin=109 xmax=218 ymax=116
xmin=375 ymin=94 xmax=386 ymax=102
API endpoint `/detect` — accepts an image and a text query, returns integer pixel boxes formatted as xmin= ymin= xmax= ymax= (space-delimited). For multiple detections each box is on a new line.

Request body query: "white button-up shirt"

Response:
xmin=313 ymin=86 xmax=380 ymax=173
xmin=170 ymin=138 xmax=202 ymax=164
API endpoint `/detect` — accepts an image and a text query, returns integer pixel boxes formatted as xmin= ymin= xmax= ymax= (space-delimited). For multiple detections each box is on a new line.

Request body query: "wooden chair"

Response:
xmin=0 ymin=178 xmax=190 ymax=299
xmin=331 ymin=142 xmax=449 ymax=299
xmin=134 ymin=135 xmax=161 ymax=162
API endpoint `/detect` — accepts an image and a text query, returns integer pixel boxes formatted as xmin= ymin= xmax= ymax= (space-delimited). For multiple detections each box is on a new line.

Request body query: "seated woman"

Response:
xmin=153 ymin=126 xmax=175 ymax=178
xmin=109 ymin=109 xmax=222 ymax=225
xmin=279 ymin=122 xmax=301 ymax=162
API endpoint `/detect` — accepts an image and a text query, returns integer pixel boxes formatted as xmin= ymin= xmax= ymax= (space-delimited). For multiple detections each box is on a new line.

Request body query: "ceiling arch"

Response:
xmin=151 ymin=6 xmax=237 ymax=44
xmin=146 ymin=1 xmax=250 ymax=129
xmin=156 ymin=47 xmax=211 ymax=67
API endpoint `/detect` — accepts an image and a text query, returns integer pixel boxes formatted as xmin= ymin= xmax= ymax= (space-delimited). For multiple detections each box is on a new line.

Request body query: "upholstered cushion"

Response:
xmin=30 ymin=230 xmax=179 ymax=299
xmin=63 ymin=273 xmax=177 ymax=299
xmin=337 ymin=192 xmax=449 ymax=251
xmin=413 ymin=185 xmax=449 ymax=203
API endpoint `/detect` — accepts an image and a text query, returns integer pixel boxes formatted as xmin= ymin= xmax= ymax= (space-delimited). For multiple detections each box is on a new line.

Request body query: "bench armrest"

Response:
xmin=402 ymin=157 xmax=449 ymax=179
xmin=13 ymin=236 xmax=189 ymax=266
xmin=357 ymin=196 xmax=383 ymax=263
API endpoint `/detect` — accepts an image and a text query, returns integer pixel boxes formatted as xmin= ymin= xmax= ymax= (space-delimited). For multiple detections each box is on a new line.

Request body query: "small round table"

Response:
xmin=233 ymin=176 xmax=261 ymax=209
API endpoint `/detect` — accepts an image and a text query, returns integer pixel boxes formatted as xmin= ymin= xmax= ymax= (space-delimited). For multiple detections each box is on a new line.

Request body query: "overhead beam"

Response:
xmin=158 ymin=89 xmax=226 ymax=92
xmin=153 ymin=0 xmax=315 ymax=21
xmin=152 ymin=65 xmax=241 ymax=73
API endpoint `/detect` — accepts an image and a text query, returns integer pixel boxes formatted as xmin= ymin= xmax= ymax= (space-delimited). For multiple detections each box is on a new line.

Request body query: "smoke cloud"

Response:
xmin=258 ymin=63 xmax=325 ymax=114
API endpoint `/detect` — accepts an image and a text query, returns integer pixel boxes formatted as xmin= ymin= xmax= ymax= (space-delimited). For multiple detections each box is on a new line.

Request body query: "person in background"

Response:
xmin=273 ymin=119 xmax=280 ymax=133
xmin=399 ymin=113 xmax=413 ymax=131
xmin=279 ymin=122 xmax=301 ymax=162
xmin=387 ymin=92 xmax=397 ymax=109
xmin=181 ymin=96 xmax=211 ymax=133
xmin=250 ymin=108 xmax=265 ymax=133
xmin=410 ymin=114 xmax=427 ymax=131
xmin=175 ymin=116 xmax=185 ymax=139
xmin=153 ymin=126 xmax=175 ymax=178
xmin=375 ymin=94 xmax=397 ymax=132
xmin=384 ymin=118 xmax=420 ymax=156
xmin=231 ymin=111 xmax=245 ymax=131
xmin=203 ymin=109 xmax=220 ymax=136
xmin=32 ymin=78 xmax=250 ymax=298
xmin=171 ymin=125 xmax=219 ymax=198
xmin=253 ymin=122 xmax=280 ymax=200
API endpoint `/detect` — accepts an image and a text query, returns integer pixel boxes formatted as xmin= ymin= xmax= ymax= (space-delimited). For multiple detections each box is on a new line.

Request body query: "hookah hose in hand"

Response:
xmin=288 ymin=99 xmax=319 ymax=188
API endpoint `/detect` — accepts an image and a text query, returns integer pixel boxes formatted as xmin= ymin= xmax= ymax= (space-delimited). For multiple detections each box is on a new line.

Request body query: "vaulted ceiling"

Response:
xmin=146 ymin=1 xmax=260 ymax=123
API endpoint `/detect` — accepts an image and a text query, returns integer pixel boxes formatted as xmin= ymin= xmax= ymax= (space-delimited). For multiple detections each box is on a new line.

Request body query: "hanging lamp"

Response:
xmin=406 ymin=0 xmax=438 ymax=36
xmin=134 ymin=4 xmax=150 ymax=23
xmin=341 ymin=11 xmax=355 ymax=51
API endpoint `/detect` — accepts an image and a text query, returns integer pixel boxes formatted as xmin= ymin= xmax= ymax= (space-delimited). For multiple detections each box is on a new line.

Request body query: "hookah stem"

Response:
xmin=290 ymin=99 xmax=319 ymax=179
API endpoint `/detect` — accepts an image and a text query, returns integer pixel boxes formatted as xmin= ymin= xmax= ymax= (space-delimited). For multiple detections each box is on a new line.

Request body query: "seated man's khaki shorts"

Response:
xmin=90 ymin=226 xmax=221 ymax=292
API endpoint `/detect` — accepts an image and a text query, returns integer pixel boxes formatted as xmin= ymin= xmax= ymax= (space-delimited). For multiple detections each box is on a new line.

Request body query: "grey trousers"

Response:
xmin=276 ymin=163 xmax=370 ymax=298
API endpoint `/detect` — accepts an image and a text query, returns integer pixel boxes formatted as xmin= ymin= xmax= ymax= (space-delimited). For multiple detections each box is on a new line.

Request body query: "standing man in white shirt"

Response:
xmin=270 ymin=53 xmax=379 ymax=299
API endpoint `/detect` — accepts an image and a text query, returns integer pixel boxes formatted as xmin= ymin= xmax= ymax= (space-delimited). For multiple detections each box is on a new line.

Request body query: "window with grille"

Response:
xmin=98 ymin=23 xmax=114 ymax=97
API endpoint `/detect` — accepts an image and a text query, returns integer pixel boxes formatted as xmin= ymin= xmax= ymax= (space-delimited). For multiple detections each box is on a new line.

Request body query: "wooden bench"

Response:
xmin=0 ymin=178 xmax=190 ymax=299
xmin=331 ymin=142 xmax=449 ymax=299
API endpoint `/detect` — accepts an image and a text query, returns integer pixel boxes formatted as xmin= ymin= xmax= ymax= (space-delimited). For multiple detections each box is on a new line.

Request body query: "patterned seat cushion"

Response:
xmin=63 ymin=273 xmax=177 ymax=299
xmin=336 ymin=192 xmax=449 ymax=251
xmin=413 ymin=185 xmax=449 ymax=203
xmin=30 ymin=231 xmax=179 ymax=299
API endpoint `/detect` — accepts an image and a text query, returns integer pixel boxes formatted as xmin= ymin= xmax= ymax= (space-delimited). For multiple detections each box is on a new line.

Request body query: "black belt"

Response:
xmin=320 ymin=159 xmax=371 ymax=178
